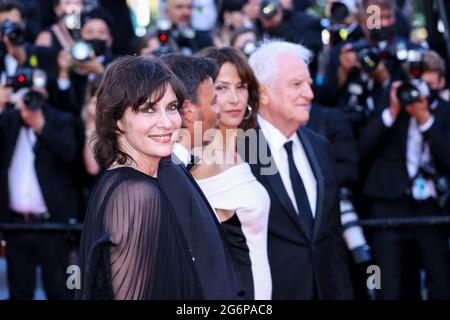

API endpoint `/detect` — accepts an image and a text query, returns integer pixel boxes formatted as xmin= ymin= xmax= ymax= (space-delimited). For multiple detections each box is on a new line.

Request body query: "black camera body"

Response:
xmin=419 ymin=163 xmax=450 ymax=210
xmin=395 ymin=50 xmax=430 ymax=106
xmin=153 ymin=19 xmax=196 ymax=56
xmin=348 ymin=40 xmax=391 ymax=73
xmin=7 ymin=68 xmax=47 ymax=111
xmin=0 ymin=20 xmax=25 ymax=46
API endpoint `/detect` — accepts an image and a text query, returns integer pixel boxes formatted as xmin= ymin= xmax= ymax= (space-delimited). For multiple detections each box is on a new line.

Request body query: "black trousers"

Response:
xmin=367 ymin=198 xmax=450 ymax=300
xmin=4 ymin=216 xmax=73 ymax=300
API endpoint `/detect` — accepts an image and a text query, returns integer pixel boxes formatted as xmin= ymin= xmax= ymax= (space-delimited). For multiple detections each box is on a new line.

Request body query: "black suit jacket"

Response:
xmin=307 ymin=103 xmax=359 ymax=187
xmin=0 ymin=106 xmax=82 ymax=222
xmin=242 ymin=125 xmax=353 ymax=299
xmin=358 ymin=99 xmax=450 ymax=205
xmin=157 ymin=156 xmax=244 ymax=300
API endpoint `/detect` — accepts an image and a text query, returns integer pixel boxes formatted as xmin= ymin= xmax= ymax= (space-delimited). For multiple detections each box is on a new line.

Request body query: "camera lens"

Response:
xmin=23 ymin=90 xmax=45 ymax=111
xmin=330 ymin=2 xmax=350 ymax=23
xmin=242 ymin=41 xmax=257 ymax=56
xmin=397 ymin=83 xmax=421 ymax=105
xmin=260 ymin=0 xmax=278 ymax=19
xmin=71 ymin=41 xmax=92 ymax=61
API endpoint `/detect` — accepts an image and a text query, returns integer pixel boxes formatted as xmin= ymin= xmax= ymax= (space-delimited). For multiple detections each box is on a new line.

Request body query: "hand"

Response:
xmin=17 ymin=98 xmax=46 ymax=134
xmin=389 ymin=81 xmax=403 ymax=120
xmin=405 ymin=97 xmax=431 ymax=125
xmin=74 ymin=58 xmax=105 ymax=75
xmin=369 ymin=61 xmax=390 ymax=84
xmin=57 ymin=49 xmax=73 ymax=78
xmin=0 ymin=85 xmax=13 ymax=111
xmin=337 ymin=44 xmax=360 ymax=87
xmin=84 ymin=96 xmax=97 ymax=125
xmin=339 ymin=44 xmax=360 ymax=73
xmin=3 ymin=36 xmax=26 ymax=65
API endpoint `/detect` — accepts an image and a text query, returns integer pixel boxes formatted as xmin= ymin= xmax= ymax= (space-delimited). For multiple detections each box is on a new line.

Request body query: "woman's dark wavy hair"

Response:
xmin=198 ymin=46 xmax=259 ymax=131
xmin=94 ymin=55 xmax=186 ymax=170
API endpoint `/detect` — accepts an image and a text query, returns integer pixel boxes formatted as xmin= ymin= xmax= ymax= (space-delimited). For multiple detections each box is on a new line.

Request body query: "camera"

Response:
xmin=260 ymin=0 xmax=279 ymax=19
xmin=329 ymin=0 xmax=355 ymax=24
xmin=155 ymin=18 xmax=172 ymax=55
xmin=340 ymin=188 xmax=372 ymax=265
xmin=71 ymin=41 xmax=93 ymax=61
xmin=348 ymin=39 xmax=411 ymax=73
xmin=0 ymin=20 xmax=25 ymax=46
xmin=417 ymin=163 xmax=450 ymax=210
xmin=63 ymin=12 xmax=80 ymax=31
xmin=8 ymin=68 xmax=47 ymax=111
xmin=241 ymin=40 xmax=259 ymax=57
xmin=396 ymin=50 xmax=430 ymax=106
xmin=153 ymin=19 xmax=196 ymax=56
xmin=396 ymin=80 xmax=429 ymax=106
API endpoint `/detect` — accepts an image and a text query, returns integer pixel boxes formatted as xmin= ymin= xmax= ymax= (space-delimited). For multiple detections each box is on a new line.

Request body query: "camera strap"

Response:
xmin=51 ymin=24 xmax=74 ymax=52
xmin=410 ymin=139 xmax=437 ymax=201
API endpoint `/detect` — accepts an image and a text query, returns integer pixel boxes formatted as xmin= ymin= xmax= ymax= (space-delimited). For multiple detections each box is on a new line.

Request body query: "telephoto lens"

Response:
xmin=340 ymin=188 xmax=372 ymax=265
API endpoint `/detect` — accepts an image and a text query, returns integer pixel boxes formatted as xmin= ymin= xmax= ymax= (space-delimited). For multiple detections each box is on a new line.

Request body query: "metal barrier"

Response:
xmin=0 ymin=216 xmax=450 ymax=233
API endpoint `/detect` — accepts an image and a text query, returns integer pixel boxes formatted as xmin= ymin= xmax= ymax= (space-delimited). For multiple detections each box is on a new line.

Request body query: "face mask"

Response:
xmin=86 ymin=39 xmax=107 ymax=56
xmin=369 ymin=24 xmax=396 ymax=42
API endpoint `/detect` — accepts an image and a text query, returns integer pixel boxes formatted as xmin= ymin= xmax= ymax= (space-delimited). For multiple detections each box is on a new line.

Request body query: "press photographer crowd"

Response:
xmin=0 ymin=0 xmax=450 ymax=300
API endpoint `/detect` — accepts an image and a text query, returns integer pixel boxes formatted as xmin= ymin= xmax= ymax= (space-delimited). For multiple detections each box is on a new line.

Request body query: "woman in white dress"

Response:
xmin=192 ymin=47 xmax=272 ymax=300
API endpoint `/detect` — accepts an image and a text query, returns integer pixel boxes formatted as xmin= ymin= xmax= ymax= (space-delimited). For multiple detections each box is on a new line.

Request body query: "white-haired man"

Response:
xmin=246 ymin=40 xmax=353 ymax=299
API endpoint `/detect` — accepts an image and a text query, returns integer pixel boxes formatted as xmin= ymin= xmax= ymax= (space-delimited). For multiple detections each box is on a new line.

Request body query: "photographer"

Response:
xmin=35 ymin=0 xmax=85 ymax=53
xmin=256 ymin=0 xmax=323 ymax=75
xmin=0 ymin=90 xmax=82 ymax=300
xmin=157 ymin=0 xmax=213 ymax=55
xmin=0 ymin=1 xmax=56 ymax=112
xmin=358 ymin=50 xmax=450 ymax=299
xmin=49 ymin=7 xmax=114 ymax=116
xmin=315 ymin=0 xmax=419 ymax=130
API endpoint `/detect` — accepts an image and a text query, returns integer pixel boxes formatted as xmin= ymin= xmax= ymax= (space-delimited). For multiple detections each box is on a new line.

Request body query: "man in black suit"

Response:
xmin=246 ymin=40 xmax=353 ymax=299
xmin=358 ymin=50 xmax=450 ymax=299
xmin=158 ymin=53 xmax=244 ymax=300
xmin=0 ymin=93 xmax=81 ymax=299
xmin=163 ymin=0 xmax=213 ymax=54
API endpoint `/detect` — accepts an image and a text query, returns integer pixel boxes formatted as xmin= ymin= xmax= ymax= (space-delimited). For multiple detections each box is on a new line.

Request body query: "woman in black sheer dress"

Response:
xmin=76 ymin=56 xmax=203 ymax=299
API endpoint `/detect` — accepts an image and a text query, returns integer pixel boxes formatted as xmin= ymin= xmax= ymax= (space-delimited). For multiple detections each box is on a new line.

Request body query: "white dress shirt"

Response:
xmin=8 ymin=127 xmax=48 ymax=214
xmin=0 ymin=54 xmax=19 ymax=85
xmin=381 ymin=102 xmax=438 ymax=199
xmin=172 ymin=142 xmax=192 ymax=167
xmin=257 ymin=114 xmax=317 ymax=217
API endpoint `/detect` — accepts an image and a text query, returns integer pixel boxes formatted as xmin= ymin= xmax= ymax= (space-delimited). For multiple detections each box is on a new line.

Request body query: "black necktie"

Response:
xmin=284 ymin=141 xmax=314 ymax=231
xmin=186 ymin=154 xmax=196 ymax=171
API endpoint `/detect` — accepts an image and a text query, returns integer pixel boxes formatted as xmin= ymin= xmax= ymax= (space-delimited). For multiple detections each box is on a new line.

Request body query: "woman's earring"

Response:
xmin=243 ymin=104 xmax=252 ymax=120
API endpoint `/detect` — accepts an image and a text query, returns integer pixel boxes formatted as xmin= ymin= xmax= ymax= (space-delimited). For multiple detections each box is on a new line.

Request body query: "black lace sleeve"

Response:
xmin=104 ymin=178 xmax=162 ymax=299
xmin=78 ymin=168 xmax=203 ymax=300
xmin=78 ymin=172 xmax=162 ymax=300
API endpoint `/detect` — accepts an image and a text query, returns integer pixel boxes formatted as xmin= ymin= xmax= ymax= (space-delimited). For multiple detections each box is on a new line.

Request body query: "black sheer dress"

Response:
xmin=76 ymin=167 xmax=203 ymax=299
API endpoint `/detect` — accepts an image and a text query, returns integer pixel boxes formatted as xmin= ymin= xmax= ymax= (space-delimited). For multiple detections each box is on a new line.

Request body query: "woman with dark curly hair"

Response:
xmin=194 ymin=47 xmax=272 ymax=300
xmin=76 ymin=56 xmax=203 ymax=300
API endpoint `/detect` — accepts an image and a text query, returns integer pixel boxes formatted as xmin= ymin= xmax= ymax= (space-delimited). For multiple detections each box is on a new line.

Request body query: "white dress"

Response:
xmin=196 ymin=163 xmax=272 ymax=300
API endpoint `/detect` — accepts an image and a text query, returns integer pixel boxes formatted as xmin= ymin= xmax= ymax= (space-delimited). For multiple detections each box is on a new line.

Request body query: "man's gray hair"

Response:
xmin=248 ymin=39 xmax=313 ymax=87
